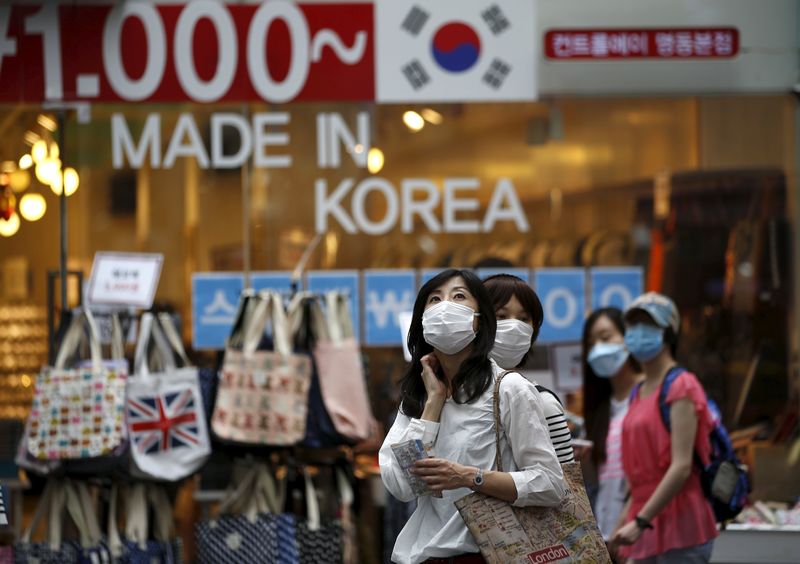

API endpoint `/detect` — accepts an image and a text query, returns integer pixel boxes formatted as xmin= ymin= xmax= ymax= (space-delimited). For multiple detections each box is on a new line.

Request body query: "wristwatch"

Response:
xmin=472 ymin=467 xmax=485 ymax=489
xmin=635 ymin=515 xmax=654 ymax=530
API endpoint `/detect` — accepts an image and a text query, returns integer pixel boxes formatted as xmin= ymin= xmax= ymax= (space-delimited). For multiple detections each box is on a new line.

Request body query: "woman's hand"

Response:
xmin=610 ymin=520 xmax=643 ymax=547
xmin=421 ymin=353 xmax=447 ymax=401
xmin=412 ymin=458 xmax=470 ymax=494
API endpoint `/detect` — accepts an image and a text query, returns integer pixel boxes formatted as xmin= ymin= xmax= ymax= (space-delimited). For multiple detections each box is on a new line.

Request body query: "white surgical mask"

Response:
xmin=490 ymin=319 xmax=534 ymax=369
xmin=587 ymin=342 xmax=629 ymax=377
xmin=422 ymin=301 xmax=479 ymax=355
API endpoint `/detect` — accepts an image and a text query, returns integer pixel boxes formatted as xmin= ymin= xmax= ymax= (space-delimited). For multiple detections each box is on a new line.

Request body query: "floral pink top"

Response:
xmin=621 ymin=371 xmax=718 ymax=559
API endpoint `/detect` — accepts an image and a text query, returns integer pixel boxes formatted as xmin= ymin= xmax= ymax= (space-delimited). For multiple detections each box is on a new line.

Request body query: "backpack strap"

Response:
xmin=656 ymin=366 xmax=706 ymax=471
xmin=535 ymin=384 xmax=563 ymax=407
xmin=629 ymin=382 xmax=643 ymax=403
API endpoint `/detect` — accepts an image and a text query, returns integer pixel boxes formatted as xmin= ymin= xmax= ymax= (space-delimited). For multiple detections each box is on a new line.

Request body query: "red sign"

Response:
xmin=0 ymin=3 xmax=374 ymax=103
xmin=544 ymin=28 xmax=739 ymax=60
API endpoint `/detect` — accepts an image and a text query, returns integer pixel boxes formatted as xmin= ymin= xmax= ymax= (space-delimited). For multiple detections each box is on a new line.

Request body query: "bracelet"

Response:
xmin=635 ymin=515 xmax=654 ymax=530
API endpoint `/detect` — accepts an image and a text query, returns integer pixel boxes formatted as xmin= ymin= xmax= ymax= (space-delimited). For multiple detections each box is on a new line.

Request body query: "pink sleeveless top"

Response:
xmin=620 ymin=371 xmax=718 ymax=559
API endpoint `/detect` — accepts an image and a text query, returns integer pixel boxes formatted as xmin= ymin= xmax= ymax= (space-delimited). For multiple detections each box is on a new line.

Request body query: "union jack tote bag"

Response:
xmin=212 ymin=291 xmax=312 ymax=446
xmin=25 ymin=309 xmax=128 ymax=461
xmin=127 ymin=313 xmax=210 ymax=481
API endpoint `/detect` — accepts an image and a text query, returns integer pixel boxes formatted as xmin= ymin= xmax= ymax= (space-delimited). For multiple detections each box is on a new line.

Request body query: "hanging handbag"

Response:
xmin=212 ymin=291 xmax=312 ymax=446
xmin=195 ymin=461 xmax=296 ymax=564
xmin=287 ymin=293 xmax=348 ymax=448
xmin=126 ymin=313 xmax=210 ymax=481
xmin=25 ymin=309 xmax=128 ymax=462
xmin=294 ymin=467 xmax=343 ymax=564
xmin=454 ymin=372 xmax=611 ymax=564
xmin=312 ymin=291 xmax=374 ymax=442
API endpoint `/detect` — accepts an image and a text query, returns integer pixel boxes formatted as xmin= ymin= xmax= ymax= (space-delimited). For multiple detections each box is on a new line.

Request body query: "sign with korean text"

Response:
xmin=363 ymin=270 xmax=416 ymax=346
xmin=191 ymin=273 xmax=243 ymax=350
xmin=590 ymin=267 xmax=643 ymax=310
xmin=87 ymin=252 xmax=163 ymax=308
xmin=534 ymin=269 xmax=586 ymax=344
xmin=544 ymin=28 xmax=739 ymax=60
xmin=0 ymin=1 xmax=536 ymax=104
xmin=252 ymin=271 xmax=294 ymax=295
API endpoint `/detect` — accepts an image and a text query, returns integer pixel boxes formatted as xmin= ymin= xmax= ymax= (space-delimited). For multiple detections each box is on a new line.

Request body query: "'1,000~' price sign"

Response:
xmin=0 ymin=2 xmax=374 ymax=104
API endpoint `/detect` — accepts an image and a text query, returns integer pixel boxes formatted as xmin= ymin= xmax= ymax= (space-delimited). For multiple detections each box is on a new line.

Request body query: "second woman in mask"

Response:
xmin=484 ymin=274 xmax=575 ymax=464
xmin=379 ymin=269 xmax=565 ymax=564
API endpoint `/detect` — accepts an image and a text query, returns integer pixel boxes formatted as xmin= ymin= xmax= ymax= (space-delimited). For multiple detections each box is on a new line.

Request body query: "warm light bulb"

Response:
xmin=0 ymin=212 xmax=20 ymax=237
xmin=64 ymin=167 xmax=79 ymax=196
xmin=403 ymin=111 xmax=425 ymax=132
xmin=50 ymin=142 xmax=60 ymax=159
xmin=50 ymin=170 xmax=63 ymax=195
xmin=19 ymin=154 xmax=33 ymax=170
xmin=36 ymin=158 xmax=60 ymax=185
xmin=32 ymin=140 xmax=48 ymax=163
xmin=9 ymin=169 xmax=30 ymax=193
xmin=421 ymin=108 xmax=443 ymax=125
xmin=367 ymin=147 xmax=385 ymax=174
xmin=19 ymin=193 xmax=46 ymax=222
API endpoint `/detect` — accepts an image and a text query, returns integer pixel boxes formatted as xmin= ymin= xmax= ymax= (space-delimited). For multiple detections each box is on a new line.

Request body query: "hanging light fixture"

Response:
xmin=19 ymin=193 xmax=46 ymax=222
xmin=367 ymin=147 xmax=385 ymax=174
xmin=19 ymin=154 xmax=33 ymax=170
xmin=31 ymin=140 xmax=48 ymax=164
xmin=421 ymin=108 xmax=444 ymax=125
xmin=402 ymin=111 xmax=425 ymax=132
xmin=63 ymin=167 xmax=79 ymax=196
xmin=0 ymin=212 xmax=20 ymax=237
xmin=9 ymin=169 xmax=30 ymax=193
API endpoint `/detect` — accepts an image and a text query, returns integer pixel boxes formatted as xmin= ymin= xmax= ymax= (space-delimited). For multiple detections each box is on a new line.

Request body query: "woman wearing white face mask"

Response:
xmin=581 ymin=307 xmax=643 ymax=543
xmin=484 ymin=274 xmax=575 ymax=464
xmin=379 ymin=269 xmax=565 ymax=564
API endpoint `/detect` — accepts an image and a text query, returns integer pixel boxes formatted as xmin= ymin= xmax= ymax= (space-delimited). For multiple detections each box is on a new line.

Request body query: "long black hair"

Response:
xmin=399 ymin=269 xmax=497 ymax=418
xmin=582 ymin=307 xmax=640 ymax=466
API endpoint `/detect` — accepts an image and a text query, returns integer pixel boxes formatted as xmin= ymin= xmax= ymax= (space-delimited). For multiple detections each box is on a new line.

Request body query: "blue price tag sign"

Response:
xmin=191 ymin=273 xmax=243 ymax=350
xmin=252 ymin=271 xmax=294 ymax=295
xmin=307 ymin=271 xmax=361 ymax=342
xmin=364 ymin=270 xmax=416 ymax=346
xmin=535 ymin=269 xmax=586 ymax=344
xmin=590 ymin=268 xmax=644 ymax=311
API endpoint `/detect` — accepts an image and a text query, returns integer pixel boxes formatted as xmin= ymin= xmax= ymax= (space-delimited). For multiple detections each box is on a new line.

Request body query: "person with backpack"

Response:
xmin=483 ymin=274 xmax=574 ymax=464
xmin=610 ymin=292 xmax=718 ymax=563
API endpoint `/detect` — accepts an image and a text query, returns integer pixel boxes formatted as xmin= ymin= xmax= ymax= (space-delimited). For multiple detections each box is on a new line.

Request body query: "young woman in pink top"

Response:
xmin=611 ymin=292 xmax=718 ymax=563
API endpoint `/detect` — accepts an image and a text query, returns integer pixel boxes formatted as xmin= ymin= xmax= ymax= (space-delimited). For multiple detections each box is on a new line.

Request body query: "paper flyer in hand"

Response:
xmin=391 ymin=438 xmax=442 ymax=498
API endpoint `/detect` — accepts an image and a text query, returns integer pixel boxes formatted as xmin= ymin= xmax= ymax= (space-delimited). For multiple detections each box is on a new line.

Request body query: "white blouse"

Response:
xmin=379 ymin=363 xmax=566 ymax=564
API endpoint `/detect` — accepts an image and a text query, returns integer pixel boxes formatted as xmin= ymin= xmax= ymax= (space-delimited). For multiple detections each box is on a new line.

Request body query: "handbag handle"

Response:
xmin=111 ymin=312 xmax=125 ymax=361
xmin=227 ymin=290 xmax=256 ymax=350
xmin=134 ymin=313 xmax=177 ymax=376
xmin=63 ymin=481 xmax=94 ymax=549
xmin=216 ymin=464 xmax=260 ymax=516
xmin=147 ymin=484 xmax=175 ymax=542
xmin=327 ymin=291 xmax=355 ymax=342
xmin=125 ymin=483 xmax=149 ymax=548
xmin=21 ymin=479 xmax=56 ymax=544
xmin=107 ymin=484 xmax=123 ymax=558
xmin=55 ymin=309 xmax=103 ymax=371
xmin=243 ymin=291 xmax=292 ymax=357
xmin=157 ymin=312 xmax=192 ymax=367
xmin=74 ymin=481 xmax=103 ymax=547
xmin=491 ymin=371 xmax=512 ymax=473
xmin=302 ymin=468 xmax=321 ymax=532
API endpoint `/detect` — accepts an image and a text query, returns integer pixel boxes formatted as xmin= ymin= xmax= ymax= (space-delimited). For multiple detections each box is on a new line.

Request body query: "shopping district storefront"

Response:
xmin=0 ymin=1 xmax=798 ymax=562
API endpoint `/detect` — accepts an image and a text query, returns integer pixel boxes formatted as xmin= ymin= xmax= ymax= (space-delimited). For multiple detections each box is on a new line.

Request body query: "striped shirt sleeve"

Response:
xmin=539 ymin=392 xmax=575 ymax=464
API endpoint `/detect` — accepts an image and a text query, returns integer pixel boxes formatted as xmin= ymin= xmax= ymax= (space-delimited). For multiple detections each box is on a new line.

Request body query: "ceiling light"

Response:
xmin=10 ymin=170 xmax=30 ymax=193
xmin=32 ymin=140 xmax=48 ymax=164
xmin=49 ymin=142 xmax=59 ymax=159
xmin=19 ymin=154 xmax=33 ymax=170
xmin=0 ymin=212 xmax=20 ymax=237
xmin=64 ymin=167 xmax=79 ymax=196
xmin=24 ymin=131 xmax=40 ymax=146
xmin=403 ymin=111 xmax=425 ymax=132
xmin=37 ymin=114 xmax=57 ymax=132
xmin=353 ymin=144 xmax=364 ymax=154
xmin=19 ymin=193 xmax=46 ymax=222
xmin=36 ymin=158 xmax=60 ymax=186
xmin=421 ymin=108 xmax=443 ymax=125
xmin=367 ymin=147 xmax=384 ymax=174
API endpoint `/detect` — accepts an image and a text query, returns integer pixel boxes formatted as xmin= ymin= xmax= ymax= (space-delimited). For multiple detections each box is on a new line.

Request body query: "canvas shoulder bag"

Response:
xmin=454 ymin=372 xmax=611 ymax=564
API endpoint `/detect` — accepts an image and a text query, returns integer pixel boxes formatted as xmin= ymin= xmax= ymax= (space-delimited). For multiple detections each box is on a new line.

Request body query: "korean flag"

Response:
xmin=376 ymin=1 xmax=537 ymax=102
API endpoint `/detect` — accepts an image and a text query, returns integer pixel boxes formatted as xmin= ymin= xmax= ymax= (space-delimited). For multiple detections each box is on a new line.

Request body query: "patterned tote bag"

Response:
xmin=127 ymin=313 xmax=210 ymax=481
xmin=212 ymin=291 xmax=312 ymax=446
xmin=313 ymin=291 xmax=374 ymax=442
xmin=295 ymin=468 xmax=343 ymax=564
xmin=25 ymin=309 xmax=127 ymax=462
xmin=454 ymin=372 xmax=611 ymax=564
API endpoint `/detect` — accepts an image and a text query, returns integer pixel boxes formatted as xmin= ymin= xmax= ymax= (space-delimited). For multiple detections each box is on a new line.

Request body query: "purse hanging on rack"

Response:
xmin=312 ymin=291 xmax=374 ymax=442
xmin=126 ymin=313 xmax=211 ymax=481
xmin=25 ymin=309 xmax=128 ymax=463
xmin=454 ymin=373 xmax=610 ymax=564
xmin=212 ymin=291 xmax=312 ymax=446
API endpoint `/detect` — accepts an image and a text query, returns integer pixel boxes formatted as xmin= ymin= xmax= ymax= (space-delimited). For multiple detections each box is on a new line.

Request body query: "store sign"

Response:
xmin=306 ymin=270 xmax=361 ymax=343
xmin=87 ymin=252 xmax=163 ymax=308
xmin=0 ymin=1 xmax=536 ymax=104
xmin=535 ymin=269 xmax=586 ymax=344
xmin=590 ymin=267 xmax=643 ymax=310
xmin=191 ymin=267 xmax=644 ymax=348
xmin=191 ymin=273 xmax=243 ymax=349
xmin=363 ymin=270 xmax=416 ymax=346
xmin=544 ymin=28 xmax=739 ymax=60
